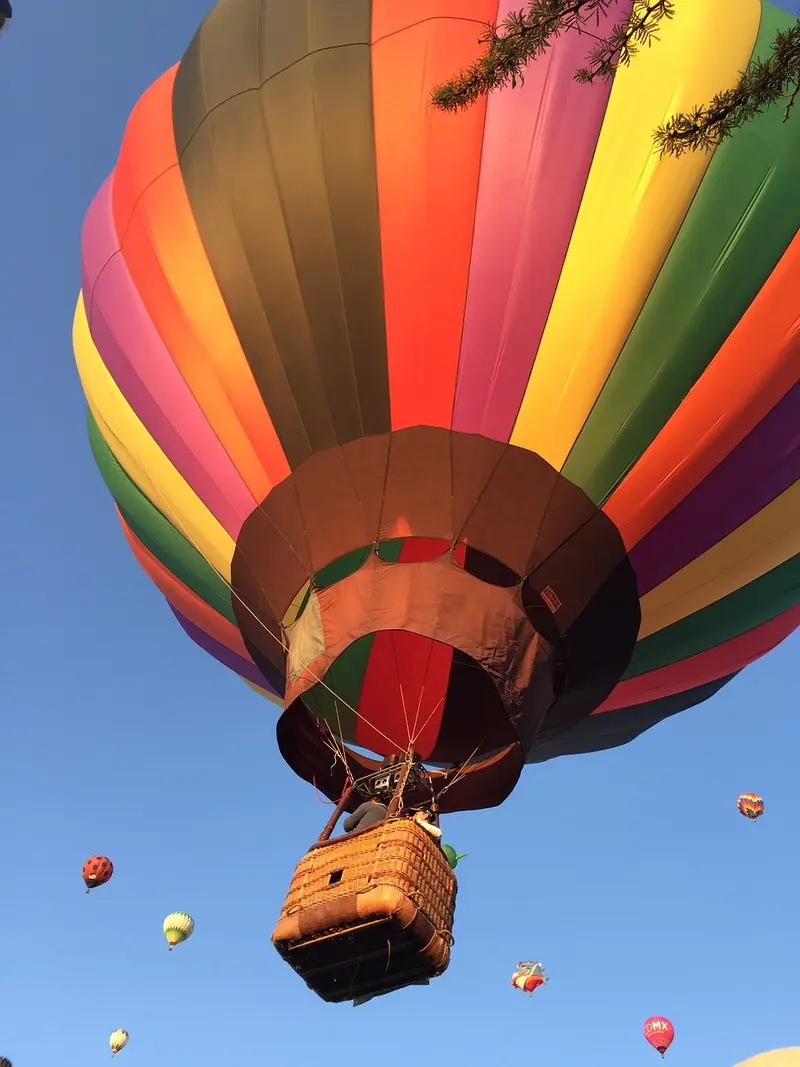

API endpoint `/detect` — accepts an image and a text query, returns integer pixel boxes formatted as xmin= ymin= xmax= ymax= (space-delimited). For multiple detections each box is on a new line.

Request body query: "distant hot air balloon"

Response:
xmin=109 ymin=1030 xmax=128 ymax=1056
xmin=441 ymin=844 xmax=467 ymax=869
xmin=83 ymin=855 xmax=113 ymax=893
xmin=163 ymin=912 xmax=194 ymax=950
xmin=738 ymin=792 xmax=764 ymax=820
xmin=0 ymin=1055 xmax=13 ymax=1067
xmin=511 ymin=961 xmax=548 ymax=995
xmin=644 ymin=1017 xmax=675 ymax=1057
xmin=0 ymin=2 xmax=11 ymax=33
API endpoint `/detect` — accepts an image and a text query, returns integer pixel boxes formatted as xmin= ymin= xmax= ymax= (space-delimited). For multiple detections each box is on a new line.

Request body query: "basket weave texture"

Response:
xmin=272 ymin=816 xmax=457 ymax=1002
xmin=281 ymin=817 xmax=454 ymax=930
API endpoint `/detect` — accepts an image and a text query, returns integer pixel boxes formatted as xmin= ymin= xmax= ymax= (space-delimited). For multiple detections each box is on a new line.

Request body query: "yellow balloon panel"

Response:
xmin=241 ymin=676 xmax=285 ymax=709
xmin=735 ymin=1053 xmax=800 ymax=1067
xmin=639 ymin=480 xmax=800 ymax=638
xmin=510 ymin=0 xmax=761 ymax=469
xmin=73 ymin=294 xmax=234 ymax=580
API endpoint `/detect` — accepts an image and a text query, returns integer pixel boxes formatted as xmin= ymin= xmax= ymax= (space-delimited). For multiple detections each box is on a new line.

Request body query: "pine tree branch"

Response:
xmin=654 ymin=23 xmax=800 ymax=156
xmin=431 ymin=1 xmax=800 ymax=158
xmin=574 ymin=0 xmax=674 ymax=83
xmin=430 ymin=0 xmax=673 ymax=112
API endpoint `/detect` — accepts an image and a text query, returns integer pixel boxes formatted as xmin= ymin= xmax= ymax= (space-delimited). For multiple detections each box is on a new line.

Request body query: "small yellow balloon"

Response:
xmin=109 ymin=1029 xmax=128 ymax=1056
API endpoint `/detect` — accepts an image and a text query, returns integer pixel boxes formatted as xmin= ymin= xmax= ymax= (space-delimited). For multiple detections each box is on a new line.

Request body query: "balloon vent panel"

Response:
xmin=271 ymin=818 xmax=456 ymax=1003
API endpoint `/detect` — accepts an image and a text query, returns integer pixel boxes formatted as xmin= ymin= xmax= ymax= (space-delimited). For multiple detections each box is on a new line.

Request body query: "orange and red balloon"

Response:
xmin=737 ymin=793 xmax=764 ymax=820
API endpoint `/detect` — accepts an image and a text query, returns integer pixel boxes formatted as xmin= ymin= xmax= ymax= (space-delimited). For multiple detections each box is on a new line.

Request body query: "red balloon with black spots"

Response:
xmin=82 ymin=855 xmax=113 ymax=893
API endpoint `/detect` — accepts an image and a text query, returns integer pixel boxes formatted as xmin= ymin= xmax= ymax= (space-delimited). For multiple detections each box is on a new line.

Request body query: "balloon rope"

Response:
xmin=315 ymin=721 xmax=349 ymax=778
xmin=311 ymin=776 xmax=335 ymax=805
xmin=235 ymin=588 xmax=401 ymax=750
xmin=407 ymin=538 xmax=455 ymax=747
xmin=103 ymin=420 xmax=404 ymax=754
xmin=388 ymin=633 xmax=412 ymax=746
xmin=410 ymin=696 xmax=445 ymax=752
xmin=409 ymin=635 xmax=436 ymax=746
xmin=227 ymin=578 xmax=402 ymax=752
xmin=435 ymin=742 xmax=483 ymax=801
xmin=322 ymin=705 xmax=356 ymax=781
xmin=111 ymin=431 xmax=483 ymax=789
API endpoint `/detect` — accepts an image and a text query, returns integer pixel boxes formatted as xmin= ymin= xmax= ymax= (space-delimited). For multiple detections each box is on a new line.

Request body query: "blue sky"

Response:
xmin=1 ymin=1 xmax=799 ymax=1064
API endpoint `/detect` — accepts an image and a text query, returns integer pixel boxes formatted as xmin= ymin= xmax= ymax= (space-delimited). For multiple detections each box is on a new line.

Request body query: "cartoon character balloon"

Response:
xmin=441 ymin=844 xmax=467 ymax=869
xmin=73 ymin=0 xmax=800 ymax=814
xmin=82 ymin=855 xmax=113 ymax=893
xmin=512 ymin=961 xmax=548 ymax=995
xmin=644 ymin=1017 xmax=675 ymax=1056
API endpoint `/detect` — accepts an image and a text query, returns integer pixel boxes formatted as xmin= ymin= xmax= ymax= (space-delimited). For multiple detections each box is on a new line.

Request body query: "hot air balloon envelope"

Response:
xmin=644 ymin=1017 xmax=675 ymax=1056
xmin=737 ymin=792 xmax=764 ymax=819
xmin=109 ymin=1030 xmax=128 ymax=1056
xmin=512 ymin=960 xmax=548 ymax=995
xmin=74 ymin=0 xmax=800 ymax=812
xmin=83 ymin=855 xmax=113 ymax=892
xmin=163 ymin=912 xmax=195 ymax=949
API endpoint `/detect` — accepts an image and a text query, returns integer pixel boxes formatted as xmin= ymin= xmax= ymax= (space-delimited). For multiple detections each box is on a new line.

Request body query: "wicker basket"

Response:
xmin=272 ymin=817 xmax=457 ymax=1003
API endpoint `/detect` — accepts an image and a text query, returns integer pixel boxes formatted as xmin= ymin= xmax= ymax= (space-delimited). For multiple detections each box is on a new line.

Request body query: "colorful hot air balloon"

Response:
xmin=109 ymin=1030 xmax=128 ymax=1056
xmin=644 ymin=1017 xmax=675 ymax=1056
xmin=163 ymin=912 xmax=194 ymax=950
xmin=0 ymin=2 xmax=11 ymax=33
xmin=738 ymin=792 xmax=765 ymax=820
xmin=0 ymin=1055 xmax=13 ymax=1067
xmin=511 ymin=961 xmax=548 ymax=995
xmin=73 ymin=0 xmax=800 ymax=819
xmin=82 ymin=855 xmax=113 ymax=893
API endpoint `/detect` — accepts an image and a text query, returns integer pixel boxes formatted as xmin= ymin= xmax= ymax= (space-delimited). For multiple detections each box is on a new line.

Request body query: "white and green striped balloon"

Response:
xmin=162 ymin=912 xmax=195 ymax=950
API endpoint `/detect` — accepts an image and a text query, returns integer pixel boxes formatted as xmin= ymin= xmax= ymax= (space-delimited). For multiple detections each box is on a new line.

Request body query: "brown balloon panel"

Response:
xmin=231 ymin=428 xmax=641 ymax=811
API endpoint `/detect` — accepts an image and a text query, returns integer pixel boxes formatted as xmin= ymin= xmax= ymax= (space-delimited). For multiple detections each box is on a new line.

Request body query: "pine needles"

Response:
xmin=430 ymin=0 xmax=800 ymax=157
xmin=654 ymin=22 xmax=800 ymax=156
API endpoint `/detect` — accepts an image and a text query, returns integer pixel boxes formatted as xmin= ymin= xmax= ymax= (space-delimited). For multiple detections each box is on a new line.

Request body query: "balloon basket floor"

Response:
xmin=271 ymin=817 xmax=457 ymax=1003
